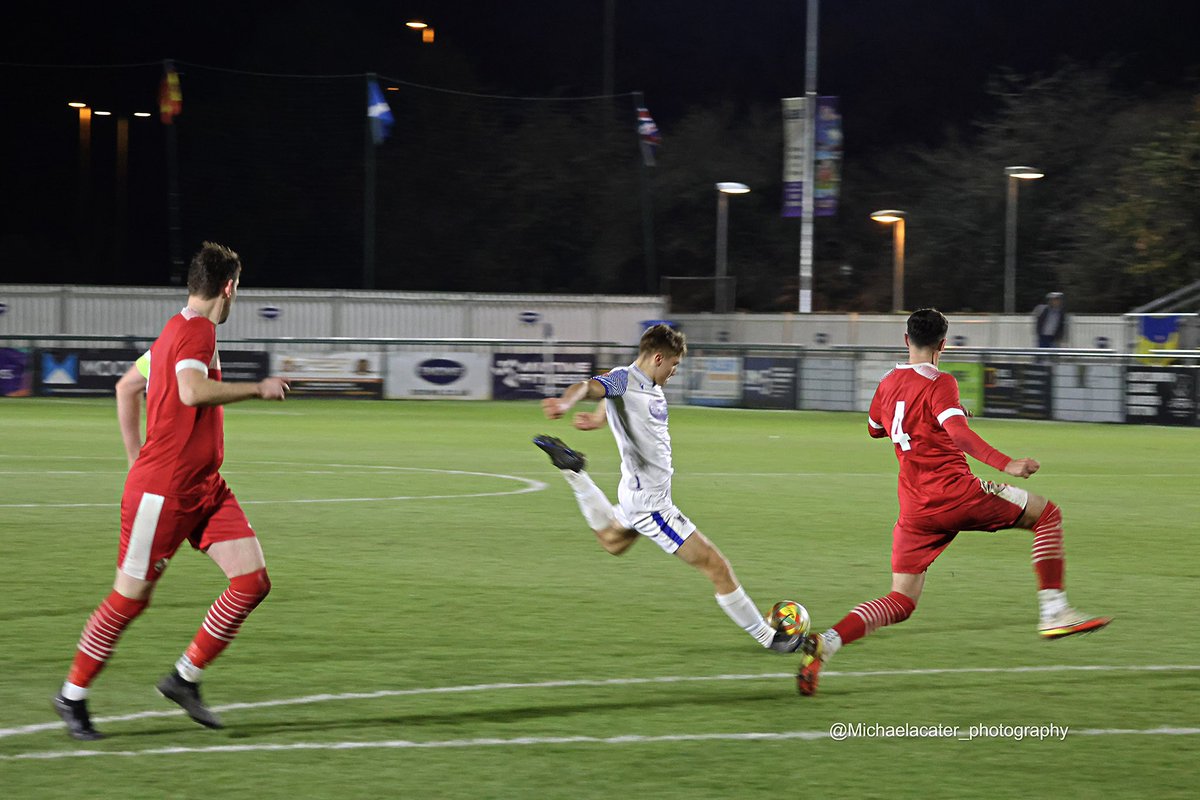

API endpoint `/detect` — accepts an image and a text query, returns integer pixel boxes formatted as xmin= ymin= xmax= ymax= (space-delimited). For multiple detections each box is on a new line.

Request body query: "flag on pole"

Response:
xmin=159 ymin=61 xmax=182 ymax=124
xmin=367 ymin=79 xmax=394 ymax=145
xmin=637 ymin=106 xmax=661 ymax=166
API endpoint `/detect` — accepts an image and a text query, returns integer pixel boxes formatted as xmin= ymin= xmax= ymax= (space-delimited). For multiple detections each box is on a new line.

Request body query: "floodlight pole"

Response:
xmin=1004 ymin=174 xmax=1018 ymax=314
xmin=363 ymin=73 xmax=377 ymax=290
xmin=798 ymin=0 xmax=818 ymax=312
xmin=716 ymin=191 xmax=730 ymax=313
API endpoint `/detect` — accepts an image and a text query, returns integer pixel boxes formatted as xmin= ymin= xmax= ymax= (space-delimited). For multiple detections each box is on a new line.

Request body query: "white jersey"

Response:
xmin=595 ymin=362 xmax=674 ymax=511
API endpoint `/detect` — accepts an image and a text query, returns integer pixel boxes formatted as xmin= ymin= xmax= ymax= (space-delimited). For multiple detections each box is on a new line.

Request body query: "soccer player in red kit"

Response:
xmin=795 ymin=308 xmax=1110 ymax=696
xmin=53 ymin=242 xmax=290 ymax=740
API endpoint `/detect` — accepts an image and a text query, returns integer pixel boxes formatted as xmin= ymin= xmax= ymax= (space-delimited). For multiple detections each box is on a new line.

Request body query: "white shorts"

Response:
xmin=612 ymin=503 xmax=697 ymax=554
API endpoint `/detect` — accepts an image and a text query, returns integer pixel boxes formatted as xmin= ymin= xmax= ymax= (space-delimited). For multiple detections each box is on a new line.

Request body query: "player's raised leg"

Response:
xmin=1016 ymin=494 xmax=1112 ymax=639
xmin=534 ymin=435 xmax=621 ymax=536
xmin=797 ymin=572 xmax=924 ymax=696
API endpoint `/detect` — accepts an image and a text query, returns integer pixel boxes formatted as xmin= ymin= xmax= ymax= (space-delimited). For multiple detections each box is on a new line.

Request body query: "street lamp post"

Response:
xmin=1004 ymin=165 xmax=1044 ymax=314
xmin=871 ymin=209 xmax=907 ymax=313
xmin=715 ymin=182 xmax=750 ymax=313
xmin=70 ymin=103 xmax=91 ymax=242
xmin=798 ymin=0 xmax=819 ymax=313
xmin=68 ymin=103 xmax=151 ymax=274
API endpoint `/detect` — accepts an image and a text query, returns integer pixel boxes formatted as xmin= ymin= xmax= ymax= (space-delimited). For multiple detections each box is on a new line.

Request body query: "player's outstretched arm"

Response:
xmin=115 ymin=364 xmax=147 ymax=467
xmin=177 ymin=369 xmax=289 ymax=407
xmin=541 ymin=378 xmax=606 ymax=420
xmin=573 ymin=399 xmax=608 ymax=431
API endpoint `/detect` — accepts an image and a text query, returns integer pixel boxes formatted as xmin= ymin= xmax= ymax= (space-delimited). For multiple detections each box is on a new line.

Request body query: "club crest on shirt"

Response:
xmin=649 ymin=398 xmax=668 ymax=421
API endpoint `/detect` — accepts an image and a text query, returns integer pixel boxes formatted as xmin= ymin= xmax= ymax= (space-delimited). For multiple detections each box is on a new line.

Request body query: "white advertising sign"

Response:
xmin=385 ymin=352 xmax=491 ymax=400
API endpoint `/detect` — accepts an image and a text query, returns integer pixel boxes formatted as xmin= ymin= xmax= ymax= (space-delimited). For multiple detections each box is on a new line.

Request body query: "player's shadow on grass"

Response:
xmin=221 ymin=690 xmax=782 ymax=737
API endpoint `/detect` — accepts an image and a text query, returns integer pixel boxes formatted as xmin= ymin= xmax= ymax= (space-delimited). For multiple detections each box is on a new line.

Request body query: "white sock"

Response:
xmin=175 ymin=654 xmax=204 ymax=684
xmin=1038 ymin=589 xmax=1069 ymax=620
xmin=715 ymin=586 xmax=776 ymax=647
xmin=819 ymin=629 xmax=843 ymax=661
xmin=561 ymin=470 xmax=616 ymax=532
xmin=61 ymin=681 xmax=88 ymax=701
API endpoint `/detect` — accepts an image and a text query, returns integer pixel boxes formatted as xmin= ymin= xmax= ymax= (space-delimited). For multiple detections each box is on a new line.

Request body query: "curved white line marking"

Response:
xmin=0 ymin=464 xmax=547 ymax=508
xmin=4 ymin=664 xmax=1196 ymax=741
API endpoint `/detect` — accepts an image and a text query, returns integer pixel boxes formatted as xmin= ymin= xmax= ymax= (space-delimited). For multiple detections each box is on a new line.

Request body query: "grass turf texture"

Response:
xmin=1 ymin=398 xmax=1196 ymax=798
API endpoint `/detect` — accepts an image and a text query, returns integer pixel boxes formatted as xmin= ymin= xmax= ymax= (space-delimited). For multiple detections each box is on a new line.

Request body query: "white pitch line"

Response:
xmin=0 ymin=465 xmax=546 ymax=509
xmin=3 ymin=664 xmax=1197 ymax=741
xmin=4 ymin=726 xmax=1200 ymax=761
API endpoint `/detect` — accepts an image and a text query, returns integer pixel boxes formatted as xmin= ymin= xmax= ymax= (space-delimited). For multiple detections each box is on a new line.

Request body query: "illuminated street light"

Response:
xmin=69 ymin=102 xmax=153 ymax=271
xmin=871 ymin=209 xmax=907 ymax=313
xmin=1004 ymin=165 xmax=1045 ymax=313
xmin=715 ymin=182 xmax=751 ymax=313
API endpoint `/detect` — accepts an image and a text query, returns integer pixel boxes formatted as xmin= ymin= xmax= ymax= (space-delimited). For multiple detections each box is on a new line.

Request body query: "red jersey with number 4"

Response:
xmin=126 ymin=308 xmax=224 ymax=496
xmin=868 ymin=363 xmax=977 ymax=517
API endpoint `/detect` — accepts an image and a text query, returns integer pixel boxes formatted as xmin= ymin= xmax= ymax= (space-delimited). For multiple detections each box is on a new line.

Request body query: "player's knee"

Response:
xmin=892 ymin=590 xmax=918 ymax=621
xmin=231 ymin=568 xmax=271 ymax=605
xmin=597 ymin=528 xmax=633 ymax=556
xmin=601 ymin=539 xmax=626 ymax=556
xmin=1022 ymin=494 xmax=1049 ymax=525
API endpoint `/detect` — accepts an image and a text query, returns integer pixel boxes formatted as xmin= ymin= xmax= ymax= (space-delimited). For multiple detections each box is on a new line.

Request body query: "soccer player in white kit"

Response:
xmin=536 ymin=324 xmax=799 ymax=652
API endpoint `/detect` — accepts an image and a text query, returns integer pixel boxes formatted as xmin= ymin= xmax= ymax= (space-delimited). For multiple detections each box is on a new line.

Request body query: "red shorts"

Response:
xmin=118 ymin=478 xmax=255 ymax=581
xmin=891 ymin=480 xmax=1028 ymax=573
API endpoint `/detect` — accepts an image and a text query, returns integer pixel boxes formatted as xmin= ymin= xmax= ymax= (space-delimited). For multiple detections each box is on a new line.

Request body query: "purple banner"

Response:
xmin=814 ymin=96 xmax=842 ymax=217
xmin=0 ymin=347 xmax=32 ymax=396
xmin=491 ymin=353 xmax=596 ymax=400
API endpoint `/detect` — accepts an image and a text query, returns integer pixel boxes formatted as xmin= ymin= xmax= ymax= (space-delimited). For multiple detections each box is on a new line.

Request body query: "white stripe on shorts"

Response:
xmin=121 ymin=493 xmax=165 ymax=580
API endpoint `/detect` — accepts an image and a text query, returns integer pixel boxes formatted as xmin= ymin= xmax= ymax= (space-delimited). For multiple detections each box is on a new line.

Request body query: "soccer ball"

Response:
xmin=768 ymin=600 xmax=811 ymax=638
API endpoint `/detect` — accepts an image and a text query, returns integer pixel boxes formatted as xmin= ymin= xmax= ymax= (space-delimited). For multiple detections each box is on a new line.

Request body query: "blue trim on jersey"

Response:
xmin=651 ymin=511 xmax=684 ymax=546
xmin=594 ymin=368 xmax=629 ymax=398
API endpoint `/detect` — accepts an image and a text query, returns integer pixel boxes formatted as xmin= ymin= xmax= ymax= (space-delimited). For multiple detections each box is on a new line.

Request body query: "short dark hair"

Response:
xmin=639 ymin=324 xmax=686 ymax=357
xmin=907 ymin=308 xmax=948 ymax=348
xmin=187 ymin=242 xmax=242 ymax=299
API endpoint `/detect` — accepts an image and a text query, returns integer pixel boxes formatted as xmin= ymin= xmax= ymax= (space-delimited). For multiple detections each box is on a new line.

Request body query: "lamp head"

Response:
xmin=870 ymin=209 xmax=906 ymax=224
xmin=1005 ymin=166 xmax=1044 ymax=180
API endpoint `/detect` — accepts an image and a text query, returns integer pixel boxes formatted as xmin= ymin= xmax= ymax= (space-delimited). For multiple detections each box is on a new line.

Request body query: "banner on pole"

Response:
xmin=781 ymin=97 xmax=806 ymax=218
xmin=814 ymin=97 xmax=842 ymax=217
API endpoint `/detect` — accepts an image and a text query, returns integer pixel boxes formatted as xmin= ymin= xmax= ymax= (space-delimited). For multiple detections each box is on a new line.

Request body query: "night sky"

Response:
xmin=2 ymin=0 xmax=1197 ymax=288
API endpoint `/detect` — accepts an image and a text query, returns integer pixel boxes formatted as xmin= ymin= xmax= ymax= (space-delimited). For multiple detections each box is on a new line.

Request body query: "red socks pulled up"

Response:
xmin=832 ymin=591 xmax=916 ymax=646
xmin=1032 ymin=502 xmax=1065 ymax=590
xmin=184 ymin=568 xmax=271 ymax=669
xmin=67 ymin=590 xmax=150 ymax=688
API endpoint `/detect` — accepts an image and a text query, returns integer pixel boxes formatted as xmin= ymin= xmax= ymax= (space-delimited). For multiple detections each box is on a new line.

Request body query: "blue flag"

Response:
xmin=367 ymin=79 xmax=394 ymax=144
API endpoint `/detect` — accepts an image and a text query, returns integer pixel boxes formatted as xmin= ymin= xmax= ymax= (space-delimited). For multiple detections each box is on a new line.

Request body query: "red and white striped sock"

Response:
xmin=64 ymin=590 xmax=150 ymax=696
xmin=181 ymin=569 xmax=271 ymax=678
xmin=1031 ymin=502 xmax=1065 ymax=590
xmin=832 ymin=591 xmax=916 ymax=646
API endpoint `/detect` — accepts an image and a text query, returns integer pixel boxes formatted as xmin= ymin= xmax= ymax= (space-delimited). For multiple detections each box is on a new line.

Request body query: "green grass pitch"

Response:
xmin=1 ymin=398 xmax=1197 ymax=798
